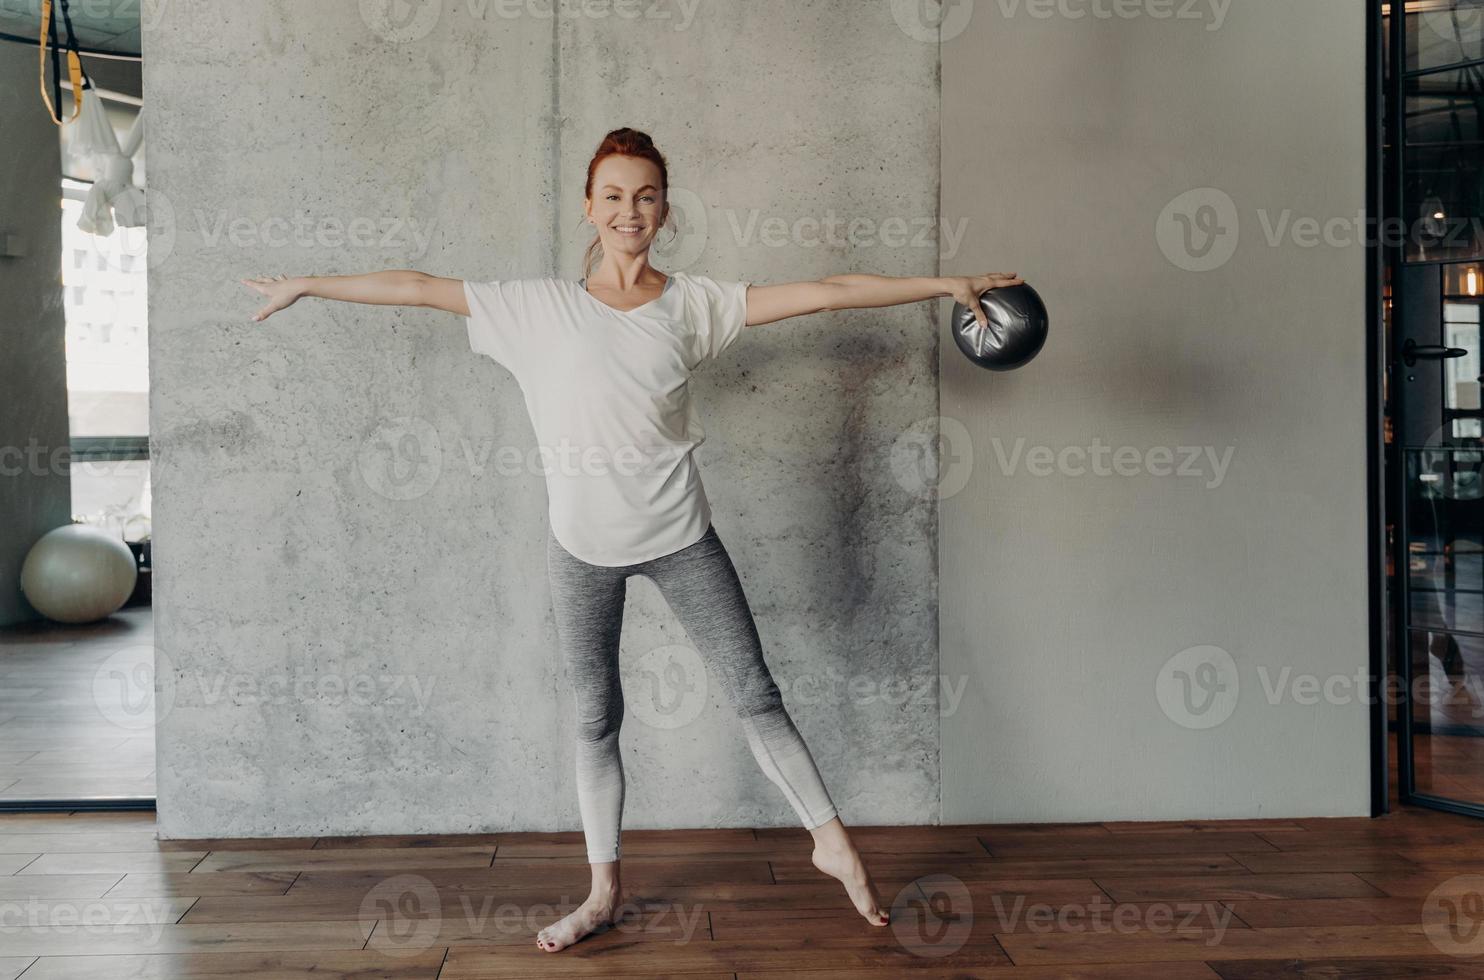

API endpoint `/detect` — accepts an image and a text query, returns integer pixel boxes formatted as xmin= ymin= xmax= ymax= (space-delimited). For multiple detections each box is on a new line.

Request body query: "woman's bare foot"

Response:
xmin=811 ymin=839 xmax=890 ymax=927
xmin=535 ymin=884 xmax=631 ymax=952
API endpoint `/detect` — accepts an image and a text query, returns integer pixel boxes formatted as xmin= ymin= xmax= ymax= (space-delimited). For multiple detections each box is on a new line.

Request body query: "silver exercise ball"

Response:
xmin=950 ymin=282 xmax=1050 ymax=371
xmin=20 ymin=524 xmax=138 ymax=624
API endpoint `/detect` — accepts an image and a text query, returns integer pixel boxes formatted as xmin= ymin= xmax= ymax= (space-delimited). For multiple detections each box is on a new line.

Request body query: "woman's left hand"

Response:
xmin=950 ymin=272 xmax=1024 ymax=327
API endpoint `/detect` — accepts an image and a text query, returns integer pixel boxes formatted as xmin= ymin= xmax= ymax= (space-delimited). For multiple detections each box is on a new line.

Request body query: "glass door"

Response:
xmin=1388 ymin=0 xmax=1484 ymax=815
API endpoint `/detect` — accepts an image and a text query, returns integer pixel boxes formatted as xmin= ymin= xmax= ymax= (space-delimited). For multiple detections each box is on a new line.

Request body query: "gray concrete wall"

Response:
xmin=940 ymin=0 xmax=1371 ymax=821
xmin=0 ymin=43 xmax=71 ymax=627
xmin=145 ymin=1 xmax=939 ymax=837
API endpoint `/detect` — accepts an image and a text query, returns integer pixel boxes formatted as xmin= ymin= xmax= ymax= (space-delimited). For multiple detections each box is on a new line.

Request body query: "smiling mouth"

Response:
xmin=613 ymin=225 xmax=645 ymax=236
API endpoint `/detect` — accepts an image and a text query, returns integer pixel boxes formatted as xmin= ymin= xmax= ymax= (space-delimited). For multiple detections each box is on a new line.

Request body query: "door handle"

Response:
xmin=1403 ymin=339 xmax=1469 ymax=367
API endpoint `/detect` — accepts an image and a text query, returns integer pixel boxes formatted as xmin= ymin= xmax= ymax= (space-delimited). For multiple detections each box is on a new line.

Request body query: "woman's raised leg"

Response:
xmin=642 ymin=523 xmax=890 ymax=927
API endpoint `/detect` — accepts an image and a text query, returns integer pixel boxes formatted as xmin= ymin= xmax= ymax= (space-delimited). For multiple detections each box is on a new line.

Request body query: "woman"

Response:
xmin=242 ymin=127 xmax=1021 ymax=953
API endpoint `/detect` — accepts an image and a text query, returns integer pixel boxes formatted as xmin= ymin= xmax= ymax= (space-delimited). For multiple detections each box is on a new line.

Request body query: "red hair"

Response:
xmin=581 ymin=128 xmax=673 ymax=279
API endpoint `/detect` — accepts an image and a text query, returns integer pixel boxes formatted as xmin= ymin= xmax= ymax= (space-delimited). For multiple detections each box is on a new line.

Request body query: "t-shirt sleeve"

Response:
xmin=463 ymin=279 xmax=527 ymax=372
xmin=696 ymin=276 xmax=751 ymax=362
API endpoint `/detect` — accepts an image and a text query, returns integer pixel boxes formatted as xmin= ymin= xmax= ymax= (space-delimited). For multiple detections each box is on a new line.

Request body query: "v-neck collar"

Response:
xmin=577 ymin=273 xmax=676 ymax=316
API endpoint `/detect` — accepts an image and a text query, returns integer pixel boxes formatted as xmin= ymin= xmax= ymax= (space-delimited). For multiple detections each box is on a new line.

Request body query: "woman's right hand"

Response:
xmin=241 ymin=274 xmax=303 ymax=322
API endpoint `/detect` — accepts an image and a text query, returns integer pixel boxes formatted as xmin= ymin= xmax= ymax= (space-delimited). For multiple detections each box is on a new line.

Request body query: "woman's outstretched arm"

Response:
xmin=744 ymin=271 xmax=1023 ymax=329
xmin=241 ymin=270 xmax=469 ymax=322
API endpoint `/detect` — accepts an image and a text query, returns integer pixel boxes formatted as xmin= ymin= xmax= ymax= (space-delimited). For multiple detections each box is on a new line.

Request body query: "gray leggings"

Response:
xmin=546 ymin=521 xmax=838 ymax=863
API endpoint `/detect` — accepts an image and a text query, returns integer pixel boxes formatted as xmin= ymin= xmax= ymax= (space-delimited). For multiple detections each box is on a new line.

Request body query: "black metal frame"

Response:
xmin=1368 ymin=0 xmax=1389 ymax=818
xmin=0 ymin=801 xmax=154 ymax=813
xmin=1386 ymin=0 xmax=1484 ymax=821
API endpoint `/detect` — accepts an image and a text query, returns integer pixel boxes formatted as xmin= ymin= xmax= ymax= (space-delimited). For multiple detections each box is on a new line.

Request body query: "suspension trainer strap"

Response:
xmin=38 ymin=0 xmax=87 ymax=125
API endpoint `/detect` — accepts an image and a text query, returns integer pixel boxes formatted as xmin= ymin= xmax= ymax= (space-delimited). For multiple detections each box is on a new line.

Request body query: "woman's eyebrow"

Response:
xmin=598 ymin=184 xmax=659 ymax=193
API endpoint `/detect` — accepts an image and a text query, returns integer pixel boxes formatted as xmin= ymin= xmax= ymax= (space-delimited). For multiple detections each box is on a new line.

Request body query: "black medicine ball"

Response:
xmin=950 ymin=282 xmax=1049 ymax=372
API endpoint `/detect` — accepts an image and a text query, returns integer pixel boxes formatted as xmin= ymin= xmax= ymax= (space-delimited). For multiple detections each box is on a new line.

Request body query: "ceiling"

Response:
xmin=0 ymin=3 xmax=139 ymax=57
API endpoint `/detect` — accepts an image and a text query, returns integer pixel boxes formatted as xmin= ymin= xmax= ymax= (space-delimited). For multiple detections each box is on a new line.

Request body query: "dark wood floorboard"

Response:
xmin=0 ymin=807 xmax=1477 ymax=975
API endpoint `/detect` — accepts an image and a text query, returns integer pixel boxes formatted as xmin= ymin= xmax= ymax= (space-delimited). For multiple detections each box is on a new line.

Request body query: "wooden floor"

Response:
xmin=0 ymin=606 xmax=155 ymax=802
xmin=1 ymin=805 xmax=1484 ymax=977
xmin=6 ymin=612 xmax=1484 ymax=974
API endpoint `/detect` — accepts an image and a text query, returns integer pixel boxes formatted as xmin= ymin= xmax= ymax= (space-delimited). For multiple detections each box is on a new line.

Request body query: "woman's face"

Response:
xmin=585 ymin=155 xmax=667 ymax=262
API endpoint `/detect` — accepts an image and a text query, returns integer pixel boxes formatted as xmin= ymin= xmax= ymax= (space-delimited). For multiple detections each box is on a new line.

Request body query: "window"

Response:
xmin=61 ymin=177 xmax=151 ymax=541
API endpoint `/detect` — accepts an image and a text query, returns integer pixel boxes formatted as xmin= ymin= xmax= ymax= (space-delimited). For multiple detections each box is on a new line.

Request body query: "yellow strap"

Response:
xmin=38 ymin=0 xmax=84 ymax=126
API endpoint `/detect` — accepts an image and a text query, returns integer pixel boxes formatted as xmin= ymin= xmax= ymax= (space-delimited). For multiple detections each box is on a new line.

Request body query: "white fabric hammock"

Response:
xmin=69 ymin=88 xmax=146 ymax=236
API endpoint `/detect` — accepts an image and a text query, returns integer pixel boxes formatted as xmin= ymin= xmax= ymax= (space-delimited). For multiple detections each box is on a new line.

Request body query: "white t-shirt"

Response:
xmin=463 ymin=271 xmax=751 ymax=566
